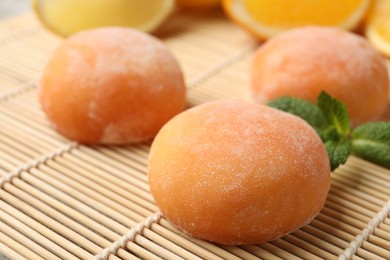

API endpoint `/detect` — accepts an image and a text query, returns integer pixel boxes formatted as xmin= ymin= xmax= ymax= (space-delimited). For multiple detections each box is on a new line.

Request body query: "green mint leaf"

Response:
xmin=268 ymin=96 xmax=329 ymax=132
xmin=325 ymin=139 xmax=352 ymax=171
xmin=352 ymin=122 xmax=390 ymax=144
xmin=321 ymin=126 xmax=341 ymax=142
xmin=268 ymin=94 xmax=352 ymax=171
xmin=317 ymin=91 xmax=350 ymax=137
xmin=351 ymin=122 xmax=390 ymax=169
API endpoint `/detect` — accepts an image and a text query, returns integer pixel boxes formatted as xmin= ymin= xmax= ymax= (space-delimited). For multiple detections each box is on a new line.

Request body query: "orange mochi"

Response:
xmin=148 ymin=100 xmax=331 ymax=245
xmin=39 ymin=27 xmax=186 ymax=144
xmin=251 ymin=26 xmax=389 ymax=126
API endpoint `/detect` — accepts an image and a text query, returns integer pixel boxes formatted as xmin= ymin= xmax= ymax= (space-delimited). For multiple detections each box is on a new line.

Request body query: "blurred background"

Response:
xmin=0 ymin=0 xmax=29 ymax=19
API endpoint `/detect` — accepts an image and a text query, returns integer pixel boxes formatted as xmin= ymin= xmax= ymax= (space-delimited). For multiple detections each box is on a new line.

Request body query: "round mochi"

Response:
xmin=250 ymin=26 xmax=389 ymax=126
xmin=39 ymin=27 xmax=186 ymax=144
xmin=148 ymin=100 xmax=331 ymax=245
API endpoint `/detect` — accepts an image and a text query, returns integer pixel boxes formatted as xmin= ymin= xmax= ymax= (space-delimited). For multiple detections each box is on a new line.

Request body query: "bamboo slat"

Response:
xmin=0 ymin=10 xmax=389 ymax=260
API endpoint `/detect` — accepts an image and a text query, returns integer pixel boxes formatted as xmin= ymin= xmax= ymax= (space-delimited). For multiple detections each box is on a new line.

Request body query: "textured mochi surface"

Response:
xmin=39 ymin=27 xmax=186 ymax=144
xmin=148 ymin=100 xmax=331 ymax=245
xmin=251 ymin=26 xmax=389 ymax=126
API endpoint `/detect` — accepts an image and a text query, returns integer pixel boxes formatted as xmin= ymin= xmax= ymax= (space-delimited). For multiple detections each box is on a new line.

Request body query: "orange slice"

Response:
xmin=365 ymin=0 xmax=390 ymax=56
xmin=222 ymin=0 xmax=371 ymax=39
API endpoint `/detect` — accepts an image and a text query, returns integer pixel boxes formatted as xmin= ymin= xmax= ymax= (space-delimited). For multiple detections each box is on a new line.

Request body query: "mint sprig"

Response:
xmin=268 ymin=97 xmax=328 ymax=133
xmin=268 ymin=91 xmax=390 ymax=171
xmin=352 ymin=122 xmax=390 ymax=168
xmin=317 ymin=92 xmax=350 ymax=137
xmin=325 ymin=139 xmax=351 ymax=171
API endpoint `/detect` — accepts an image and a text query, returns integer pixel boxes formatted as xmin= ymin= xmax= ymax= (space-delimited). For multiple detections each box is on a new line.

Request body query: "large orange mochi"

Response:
xmin=39 ymin=27 xmax=186 ymax=144
xmin=250 ymin=26 xmax=389 ymax=126
xmin=148 ymin=100 xmax=331 ymax=245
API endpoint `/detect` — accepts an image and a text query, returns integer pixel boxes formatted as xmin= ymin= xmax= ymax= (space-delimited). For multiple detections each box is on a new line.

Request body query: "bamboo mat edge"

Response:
xmin=0 ymin=11 xmax=389 ymax=260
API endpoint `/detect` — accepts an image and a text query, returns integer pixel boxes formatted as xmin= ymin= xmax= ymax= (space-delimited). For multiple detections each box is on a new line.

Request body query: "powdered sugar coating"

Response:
xmin=39 ymin=27 xmax=186 ymax=144
xmin=251 ymin=26 xmax=389 ymax=126
xmin=148 ymin=100 xmax=331 ymax=245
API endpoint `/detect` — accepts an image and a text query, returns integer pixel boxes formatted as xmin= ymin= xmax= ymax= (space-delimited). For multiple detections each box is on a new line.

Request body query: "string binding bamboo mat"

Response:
xmin=0 ymin=10 xmax=389 ymax=260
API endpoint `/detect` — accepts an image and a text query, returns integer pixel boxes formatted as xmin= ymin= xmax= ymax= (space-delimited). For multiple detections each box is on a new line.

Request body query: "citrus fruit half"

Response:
xmin=222 ymin=0 xmax=371 ymax=39
xmin=365 ymin=0 xmax=390 ymax=56
xmin=32 ymin=0 xmax=174 ymax=37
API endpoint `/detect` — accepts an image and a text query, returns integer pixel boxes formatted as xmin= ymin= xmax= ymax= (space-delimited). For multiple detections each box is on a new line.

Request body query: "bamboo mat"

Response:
xmin=0 ymin=10 xmax=389 ymax=260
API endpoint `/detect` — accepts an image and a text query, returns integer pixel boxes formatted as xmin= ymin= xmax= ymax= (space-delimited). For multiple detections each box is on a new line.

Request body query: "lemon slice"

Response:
xmin=32 ymin=0 xmax=174 ymax=37
xmin=222 ymin=0 xmax=371 ymax=39
xmin=365 ymin=0 xmax=390 ymax=56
